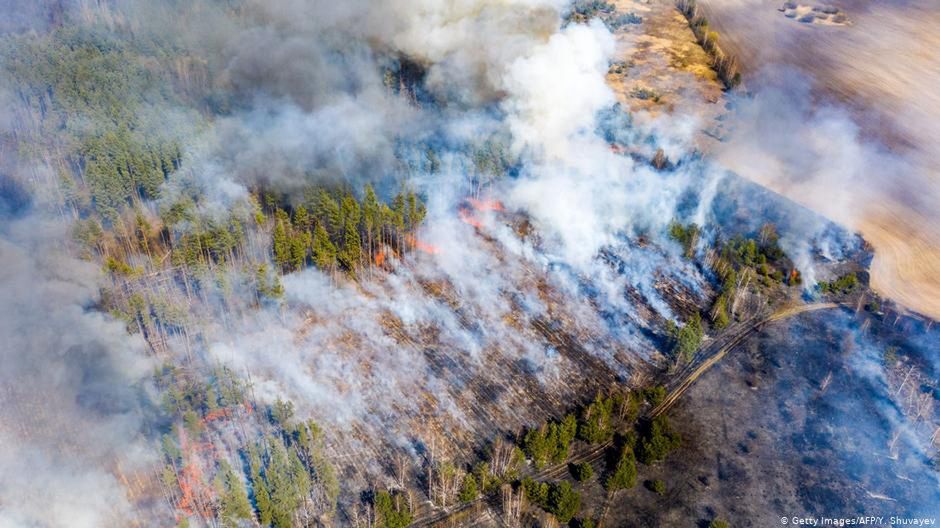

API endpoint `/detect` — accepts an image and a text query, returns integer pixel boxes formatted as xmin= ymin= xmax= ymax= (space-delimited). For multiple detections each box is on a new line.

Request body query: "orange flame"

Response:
xmin=176 ymin=427 xmax=215 ymax=520
xmin=406 ymin=235 xmax=440 ymax=255
xmin=467 ymin=197 xmax=505 ymax=212
xmin=202 ymin=407 xmax=233 ymax=424
xmin=458 ymin=197 xmax=504 ymax=229
xmin=789 ymin=268 xmax=801 ymax=284
xmin=374 ymin=250 xmax=386 ymax=266
xmin=458 ymin=209 xmax=483 ymax=228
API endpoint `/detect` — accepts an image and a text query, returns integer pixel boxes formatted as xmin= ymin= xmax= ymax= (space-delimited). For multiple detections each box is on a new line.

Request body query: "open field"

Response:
xmin=605 ymin=0 xmax=728 ymax=150
xmin=693 ymin=0 xmax=940 ymax=320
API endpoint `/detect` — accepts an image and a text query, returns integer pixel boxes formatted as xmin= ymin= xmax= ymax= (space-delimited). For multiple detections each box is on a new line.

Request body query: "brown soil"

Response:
xmin=606 ymin=0 xmax=728 ymax=150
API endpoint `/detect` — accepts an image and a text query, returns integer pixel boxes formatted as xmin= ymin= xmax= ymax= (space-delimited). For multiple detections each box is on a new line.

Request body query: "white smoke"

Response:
xmin=0 ymin=213 xmax=156 ymax=528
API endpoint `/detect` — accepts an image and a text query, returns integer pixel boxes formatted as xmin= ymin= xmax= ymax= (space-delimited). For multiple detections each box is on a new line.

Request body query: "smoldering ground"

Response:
xmin=604 ymin=309 xmax=940 ymax=527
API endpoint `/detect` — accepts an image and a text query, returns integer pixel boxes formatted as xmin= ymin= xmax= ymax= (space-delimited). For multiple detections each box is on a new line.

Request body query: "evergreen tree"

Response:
xmin=272 ymin=220 xmax=290 ymax=271
xmin=293 ymin=205 xmax=310 ymax=232
xmin=579 ymin=394 xmax=614 ymax=444
xmin=217 ymin=460 xmax=253 ymax=527
xmin=374 ymin=490 xmax=413 ymax=528
xmin=254 ymin=476 xmax=273 ymax=526
xmin=267 ymin=439 xmax=299 ymax=528
xmin=405 ymin=191 xmax=426 ymax=231
xmin=458 ymin=474 xmax=478 ymax=503
xmin=289 ymin=231 xmax=310 ymax=271
xmin=316 ymin=190 xmax=341 ymax=236
xmin=312 ymin=224 xmax=337 ymax=271
xmin=256 ymin=264 xmax=284 ymax=300
xmin=571 ymin=462 xmax=593 ymax=482
xmin=338 ymin=193 xmax=361 ymax=270
xmin=637 ymin=416 xmax=682 ymax=464
xmin=362 ymin=184 xmax=380 ymax=259
xmin=547 ymin=481 xmax=580 ymax=524
xmin=605 ymin=445 xmax=637 ymax=492
xmin=523 ymin=427 xmax=549 ymax=468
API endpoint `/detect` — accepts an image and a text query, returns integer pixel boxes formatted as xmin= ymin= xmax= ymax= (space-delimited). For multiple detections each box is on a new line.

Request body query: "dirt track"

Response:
xmin=648 ymin=302 xmax=839 ymax=418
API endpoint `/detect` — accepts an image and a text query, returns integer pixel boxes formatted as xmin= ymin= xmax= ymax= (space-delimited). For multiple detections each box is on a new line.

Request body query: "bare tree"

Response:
xmin=489 ymin=438 xmax=518 ymax=480
xmin=393 ymin=452 xmax=410 ymax=490
xmin=501 ymin=483 xmax=524 ymax=528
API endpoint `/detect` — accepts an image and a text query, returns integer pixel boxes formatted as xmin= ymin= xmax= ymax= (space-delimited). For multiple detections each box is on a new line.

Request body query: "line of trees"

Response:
xmin=269 ymin=185 xmax=426 ymax=276
xmin=676 ymin=0 xmax=742 ymax=89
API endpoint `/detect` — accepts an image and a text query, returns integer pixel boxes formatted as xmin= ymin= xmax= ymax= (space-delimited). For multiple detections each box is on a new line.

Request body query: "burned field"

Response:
xmin=608 ymin=308 xmax=940 ymax=527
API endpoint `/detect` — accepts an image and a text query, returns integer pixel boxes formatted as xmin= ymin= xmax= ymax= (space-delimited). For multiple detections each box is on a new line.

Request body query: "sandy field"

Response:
xmin=606 ymin=0 xmax=728 ymax=148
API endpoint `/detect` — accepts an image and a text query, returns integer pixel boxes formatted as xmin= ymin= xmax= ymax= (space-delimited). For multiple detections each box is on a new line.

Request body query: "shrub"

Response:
xmin=571 ymin=462 xmax=594 ymax=482
xmin=883 ymin=347 xmax=899 ymax=367
xmin=647 ymin=479 xmax=666 ymax=495
xmin=637 ymin=416 xmax=682 ymax=464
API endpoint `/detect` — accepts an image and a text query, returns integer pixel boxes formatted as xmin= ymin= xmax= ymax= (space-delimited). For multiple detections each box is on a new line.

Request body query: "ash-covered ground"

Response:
xmin=599 ymin=308 xmax=940 ymax=527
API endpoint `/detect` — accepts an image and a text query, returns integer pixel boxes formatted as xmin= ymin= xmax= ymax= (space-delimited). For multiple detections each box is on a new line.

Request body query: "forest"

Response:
xmin=2 ymin=1 xmax=935 ymax=528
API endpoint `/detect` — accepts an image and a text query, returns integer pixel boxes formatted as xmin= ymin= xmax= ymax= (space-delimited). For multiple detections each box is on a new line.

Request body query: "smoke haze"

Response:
xmin=0 ymin=0 xmax=936 ymax=525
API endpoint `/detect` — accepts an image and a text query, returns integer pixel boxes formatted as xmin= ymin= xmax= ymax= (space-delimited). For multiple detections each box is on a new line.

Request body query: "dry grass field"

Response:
xmin=692 ymin=0 xmax=940 ymax=320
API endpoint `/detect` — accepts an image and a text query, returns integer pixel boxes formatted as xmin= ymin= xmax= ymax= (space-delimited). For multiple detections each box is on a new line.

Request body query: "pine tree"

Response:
xmin=316 ymin=190 xmax=341 ymax=236
xmin=605 ymin=446 xmax=637 ymax=492
xmin=406 ymin=191 xmax=426 ymax=230
xmin=272 ymin=220 xmax=290 ymax=271
xmin=547 ymin=481 xmax=580 ymax=524
xmin=338 ymin=193 xmax=361 ymax=270
xmin=267 ymin=438 xmax=300 ymax=528
xmin=374 ymin=490 xmax=413 ymax=528
xmin=254 ymin=477 xmax=273 ymax=527
xmin=312 ymin=224 xmax=337 ymax=271
xmin=293 ymin=205 xmax=310 ymax=232
xmin=459 ymin=474 xmax=478 ymax=503
xmin=391 ymin=192 xmax=406 ymax=234
xmin=289 ymin=232 xmax=310 ymax=271
xmin=362 ymin=184 xmax=380 ymax=261
xmin=524 ymin=426 xmax=550 ymax=469
xmin=256 ymin=264 xmax=284 ymax=300
xmin=218 ymin=460 xmax=253 ymax=527
xmin=578 ymin=394 xmax=614 ymax=444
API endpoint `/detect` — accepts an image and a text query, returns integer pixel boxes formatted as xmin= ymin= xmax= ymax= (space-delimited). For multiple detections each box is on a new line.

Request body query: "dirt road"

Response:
xmin=647 ymin=302 xmax=839 ymax=418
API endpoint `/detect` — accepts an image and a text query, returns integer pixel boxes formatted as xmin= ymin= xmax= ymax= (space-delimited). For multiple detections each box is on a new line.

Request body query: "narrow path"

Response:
xmin=646 ymin=302 xmax=838 ymax=419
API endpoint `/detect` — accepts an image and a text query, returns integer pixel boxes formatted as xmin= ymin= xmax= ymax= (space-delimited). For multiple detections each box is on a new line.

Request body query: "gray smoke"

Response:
xmin=0 ymin=196 xmax=156 ymax=527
